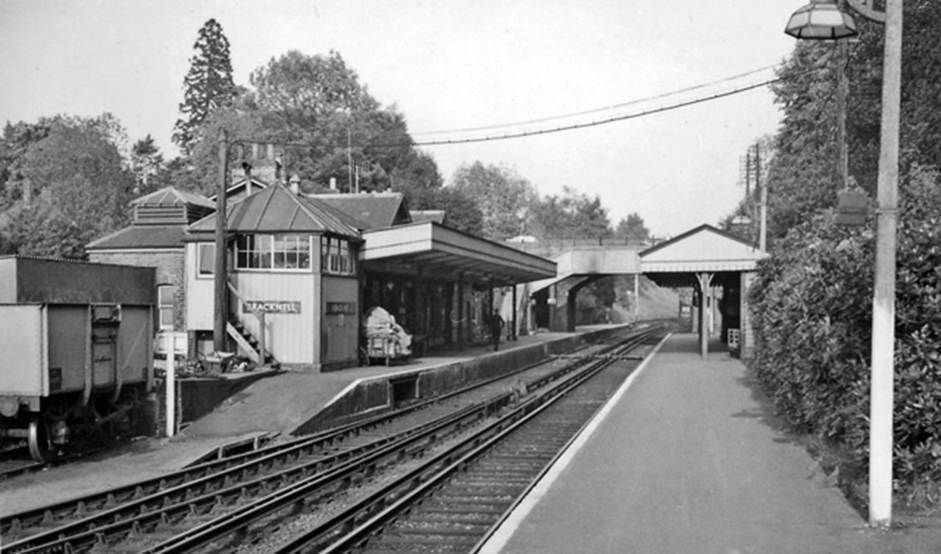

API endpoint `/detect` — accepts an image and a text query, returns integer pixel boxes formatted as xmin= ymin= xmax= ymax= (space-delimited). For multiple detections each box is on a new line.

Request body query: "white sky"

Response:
xmin=0 ymin=0 xmax=798 ymax=237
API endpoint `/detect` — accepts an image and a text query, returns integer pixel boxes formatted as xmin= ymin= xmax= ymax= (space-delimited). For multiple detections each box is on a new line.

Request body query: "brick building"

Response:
xmin=86 ymin=186 xmax=214 ymax=330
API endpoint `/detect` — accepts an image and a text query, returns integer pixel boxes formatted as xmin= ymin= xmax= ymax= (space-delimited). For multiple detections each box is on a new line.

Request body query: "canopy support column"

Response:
xmin=511 ymin=284 xmax=518 ymax=341
xmin=456 ymin=273 xmax=465 ymax=350
xmin=696 ymin=272 xmax=714 ymax=358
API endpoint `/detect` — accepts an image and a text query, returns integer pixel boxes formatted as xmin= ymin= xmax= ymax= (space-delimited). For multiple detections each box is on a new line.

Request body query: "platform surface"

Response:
xmin=483 ymin=334 xmax=941 ymax=554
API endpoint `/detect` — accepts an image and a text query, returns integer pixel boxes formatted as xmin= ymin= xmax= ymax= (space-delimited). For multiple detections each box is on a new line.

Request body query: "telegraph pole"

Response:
xmin=213 ymin=130 xmax=229 ymax=351
xmin=756 ymin=143 xmax=767 ymax=251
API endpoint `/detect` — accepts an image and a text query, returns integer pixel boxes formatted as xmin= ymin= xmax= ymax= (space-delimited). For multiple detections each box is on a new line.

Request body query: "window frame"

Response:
xmin=320 ymin=236 xmax=357 ymax=276
xmin=196 ymin=242 xmax=215 ymax=279
xmin=234 ymin=233 xmax=312 ymax=272
xmin=157 ymin=284 xmax=175 ymax=330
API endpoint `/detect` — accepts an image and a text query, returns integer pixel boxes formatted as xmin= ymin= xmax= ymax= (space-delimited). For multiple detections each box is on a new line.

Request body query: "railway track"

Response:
xmin=270 ymin=328 xmax=663 ymax=553
xmin=1 ymin=326 xmax=652 ymax=554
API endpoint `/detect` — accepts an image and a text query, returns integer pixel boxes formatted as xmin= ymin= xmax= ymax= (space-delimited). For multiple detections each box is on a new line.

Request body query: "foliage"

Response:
xmin=528 ymin=186 xmax=612 ymax=240
xmin=745 ymin=1 xmax=941 ymax=504
xmin=763 ymin=1 xmax=941 ymax=241
xmin=614 ymin=212 xmax=651 ymax=243
xmin=173 ymin=18 xmax=237 ymax=155
xmin=749 ymin=166 xmax=941 ymax=498
xmin=450 ymin=162 xmax=537 ymax=240
xmin=182 ymin=50 xmax=438 ymax=198
xmin=130 ymin=134 xmax=165 ymax=195
xmin=404 ymin=185 xmax=484 ymax=236
xmin=1 ymin=115 xmax=134 ymax=258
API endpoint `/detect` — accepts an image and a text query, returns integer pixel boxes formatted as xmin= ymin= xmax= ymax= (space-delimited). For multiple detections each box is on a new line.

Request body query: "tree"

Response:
xmin=614 ymin=213 xmax=650 ymax=244
xmin=173 ymin=18 xmax=237 ymax=155
xmin=529 ymin=186 xmax=612 ymax=241
xmin=405 ymin=185 xmax=484 ymax=236
xmin=130 ymin=135 xmax=164 ymax=194
xmin=450 ymin=162 xmax=537 ymax=240
xmin=0 ymin=120 xmax=50 ymax=208
xmin=2 ymin=115 xmax=134 ymax=257
xmin=182 ymin=50 xmax=438 ymax=197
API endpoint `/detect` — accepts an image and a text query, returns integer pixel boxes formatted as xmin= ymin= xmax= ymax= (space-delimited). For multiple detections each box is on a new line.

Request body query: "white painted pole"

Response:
xmin=165 ymin=332 xmax=176 ymax=438
xmin=633 ymin=273 xmax=640 ymax=320
xmin=869 ymin=0 xmax=902 ymax=529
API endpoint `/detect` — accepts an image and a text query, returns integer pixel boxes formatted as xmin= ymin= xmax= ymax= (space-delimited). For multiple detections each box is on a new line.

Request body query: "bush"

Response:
xmin=749 ymin=165 xmax=941 ymax=504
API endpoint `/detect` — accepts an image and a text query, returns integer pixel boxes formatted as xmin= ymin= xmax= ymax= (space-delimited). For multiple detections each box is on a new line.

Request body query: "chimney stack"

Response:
xmin=329 ymin=177 xmax=337 ymax=191
xmin=289 ymin=174 xmax=301 ymax=195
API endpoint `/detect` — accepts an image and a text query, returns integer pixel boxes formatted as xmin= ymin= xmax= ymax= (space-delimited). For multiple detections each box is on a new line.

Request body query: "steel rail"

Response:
xmin=272 ymin=329 xmax=661 ymax=553
xmin=0 ymin=331 xmax=594 ymax=540
xmin=3 ymin=398 xmax=501 ymax=554
xmin=2 ymin=326 xmax=650 ymax=554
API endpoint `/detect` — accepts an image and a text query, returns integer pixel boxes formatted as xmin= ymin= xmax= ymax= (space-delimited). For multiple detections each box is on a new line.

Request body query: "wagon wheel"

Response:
xmin=27 ymin=416 xmax=54 ymax=463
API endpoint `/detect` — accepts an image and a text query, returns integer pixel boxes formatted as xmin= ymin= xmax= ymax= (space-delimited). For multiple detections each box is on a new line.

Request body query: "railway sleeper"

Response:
xmin=371 ymin=531 xmax=480 ymax=546
xmin=390 ymin=523 xmax=490 ymax=535
xmin=417 ymin=501 xmax=506 ymax=515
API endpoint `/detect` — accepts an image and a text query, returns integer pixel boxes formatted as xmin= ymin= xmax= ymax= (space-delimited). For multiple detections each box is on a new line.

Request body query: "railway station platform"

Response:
xmin=482 ymin=334 xmax=940 ymax=554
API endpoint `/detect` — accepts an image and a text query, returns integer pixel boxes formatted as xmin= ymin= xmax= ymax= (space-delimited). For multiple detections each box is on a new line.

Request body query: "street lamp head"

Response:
xmin=785 ymin=0 xmax=859 ymax=40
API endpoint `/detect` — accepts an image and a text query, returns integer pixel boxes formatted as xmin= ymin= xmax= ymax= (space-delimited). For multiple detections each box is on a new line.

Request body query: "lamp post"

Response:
xmin=785 ymin=0 xmax=902 ymax=529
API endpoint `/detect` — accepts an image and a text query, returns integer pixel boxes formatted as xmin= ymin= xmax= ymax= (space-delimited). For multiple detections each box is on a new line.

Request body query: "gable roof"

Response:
xmin=130 ymin=186 xmax=214 ymax=209
xmin=639 ymin=223 xmax=765 ymax=273
xmin=188 ymin=183 xmax=363 ymax=238
xmin=313 ymin=192 xmax=411 ymax=230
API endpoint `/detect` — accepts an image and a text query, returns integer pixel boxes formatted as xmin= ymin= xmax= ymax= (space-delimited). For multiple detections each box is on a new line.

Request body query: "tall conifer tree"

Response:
xmin=172 ymin=18 xmax=236 ymax=154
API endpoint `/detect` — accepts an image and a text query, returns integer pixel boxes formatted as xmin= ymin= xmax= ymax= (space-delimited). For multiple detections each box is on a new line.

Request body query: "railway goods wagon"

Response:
xmin=0 ymin=256 xmax=156 ymax=461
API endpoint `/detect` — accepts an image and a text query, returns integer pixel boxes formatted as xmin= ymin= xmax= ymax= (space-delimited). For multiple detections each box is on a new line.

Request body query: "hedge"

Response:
xmin=749 ymin=165 xmax=941 ymax=499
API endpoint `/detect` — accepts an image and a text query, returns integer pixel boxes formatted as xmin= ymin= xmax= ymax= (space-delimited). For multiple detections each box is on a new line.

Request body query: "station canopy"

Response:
xmin=640 ymin=224 xmax=767 ymax=288
xmin=361 ymin=222 xmax=557 ymax=287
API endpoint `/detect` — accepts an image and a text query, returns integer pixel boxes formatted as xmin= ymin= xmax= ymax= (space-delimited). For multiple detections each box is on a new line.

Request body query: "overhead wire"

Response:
xmin=411 ymin=64 xmax=780 ymax=136
xmin=240 ymin=77 xmax=781 ymax=151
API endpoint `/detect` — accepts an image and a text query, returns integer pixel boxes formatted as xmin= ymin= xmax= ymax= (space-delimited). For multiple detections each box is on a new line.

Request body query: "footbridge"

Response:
xmin=523 ymin=224 xmax=766 ymax=357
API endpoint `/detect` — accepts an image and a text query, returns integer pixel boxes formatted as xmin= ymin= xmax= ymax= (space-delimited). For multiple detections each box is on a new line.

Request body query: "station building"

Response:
xmin=88 ymin=180 xmax=557 ymax=371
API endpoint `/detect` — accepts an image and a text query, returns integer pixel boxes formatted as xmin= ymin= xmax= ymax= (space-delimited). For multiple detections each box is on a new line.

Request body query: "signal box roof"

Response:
xmin=188 ymin=184 xmax=363 ymax=239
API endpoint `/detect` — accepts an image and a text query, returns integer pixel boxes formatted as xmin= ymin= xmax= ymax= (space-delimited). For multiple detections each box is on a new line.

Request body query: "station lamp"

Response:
xmin=784 ymin=0 xmax=901 ymax=530
xmin=784 ymin=0 xmax=858 ymax=39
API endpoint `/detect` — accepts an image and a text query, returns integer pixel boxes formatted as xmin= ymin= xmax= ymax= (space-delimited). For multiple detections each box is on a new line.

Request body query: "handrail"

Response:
xmin=226 ymin=281 xmax=267 ymax=364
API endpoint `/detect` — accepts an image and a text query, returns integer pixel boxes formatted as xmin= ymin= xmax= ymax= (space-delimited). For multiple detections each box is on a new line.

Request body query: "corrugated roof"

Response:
xmin=314 ymin=192 xmax=411 ymax=230
xmin=130 ymin=186 xmax=214 ymax=209
xmin=86 ymin=225 xmax=187 ymax=249
xmin=188 ymin=184 xmax=363 ymax=238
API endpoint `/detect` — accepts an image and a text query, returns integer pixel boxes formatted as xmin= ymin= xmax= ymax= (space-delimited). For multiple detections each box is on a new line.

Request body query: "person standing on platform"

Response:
xmin=490 ymin=312 xmax=504 ymax=351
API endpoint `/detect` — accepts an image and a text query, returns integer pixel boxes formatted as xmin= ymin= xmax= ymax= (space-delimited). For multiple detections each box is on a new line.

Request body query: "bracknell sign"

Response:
xmin=243 ymin=300 xmax=301 ymax=314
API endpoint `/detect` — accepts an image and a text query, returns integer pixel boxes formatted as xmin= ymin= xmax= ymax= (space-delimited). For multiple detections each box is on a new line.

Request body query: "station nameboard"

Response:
xmin=243 ymin=300 xmax=301 ymax=314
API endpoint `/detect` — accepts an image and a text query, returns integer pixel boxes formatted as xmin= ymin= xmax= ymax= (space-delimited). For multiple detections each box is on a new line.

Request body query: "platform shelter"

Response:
xmin=639 ymin=224 xmax=766 ymax=357
xmin=526 ymin=224 xmax=765 ymax=358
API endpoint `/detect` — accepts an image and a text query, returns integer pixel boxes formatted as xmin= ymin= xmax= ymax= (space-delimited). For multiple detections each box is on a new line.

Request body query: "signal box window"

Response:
xmin=157 ymin=285 xmax=174 ymax=330
xmin=321 ymin=236 xmax=356 ymax=275
xmin=197 ymin=243 xmax=215 ymax=276
xmin=235 ymin=234 xmax=311 ymax=270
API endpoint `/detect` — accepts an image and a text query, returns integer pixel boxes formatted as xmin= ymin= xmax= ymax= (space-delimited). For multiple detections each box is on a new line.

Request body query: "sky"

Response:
xmin=0 ymin=0 xmax=799 ymax=237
